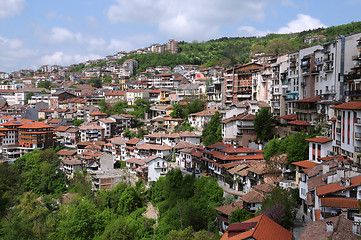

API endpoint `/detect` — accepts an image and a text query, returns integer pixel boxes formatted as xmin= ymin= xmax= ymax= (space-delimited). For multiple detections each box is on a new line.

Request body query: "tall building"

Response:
xmin=166 ymin=39 xmax=178 ymax=54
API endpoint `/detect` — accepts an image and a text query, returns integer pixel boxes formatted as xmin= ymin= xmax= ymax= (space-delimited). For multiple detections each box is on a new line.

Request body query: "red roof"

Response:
xmin=288 ymin=120 xmax=311 ymax=126
xmin=294 ymin=96 xmax=321 ymax=103
xmin=90 ymin=110 xmax=107 ymax=116
xmin=292 ymin=160 xmax=319 ymax=169
xmin=221 ymin=214 xmax=292 ymax=240
xmin=317 ymin=175 xmax=361 ymax=196
xmin=331 ymin=101 xmax=361 ymax=110
xmin=328 ymin=117 xmax=336 ymax=121
xmin=305 ymin=137 xmax=332 ymax=144
xmin=277 ymin=114 xmax=297 ymax=120
xmin=320 ymin=198 xmax=359 ymax=209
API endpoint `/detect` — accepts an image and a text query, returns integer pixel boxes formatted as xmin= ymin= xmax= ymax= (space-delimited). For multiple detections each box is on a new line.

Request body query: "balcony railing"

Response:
xmin=345 ymin=90 xmax=361 ymax=96
xmin=336 ymin=140 xmax=341 ymax=145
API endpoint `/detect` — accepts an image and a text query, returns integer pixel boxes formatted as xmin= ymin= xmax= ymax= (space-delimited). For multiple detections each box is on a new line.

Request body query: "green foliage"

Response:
xmin=184 ymin=99 xmax=206 ymax=116
xmin=202 ymin=111 xmax=222 ymax=146
xmin=174 ymin=120 xmax=195 ymax=132
xmin=253 ymin=107 xmax=274 ymax=142
xmin=129 ymin=98 xmax=151 ymax=119
xmin=230 ymin=208 xmax=253 ymax=223
xmin=265 ymin=38 xmax=292 ymax=54
xmin=73 ymin=117 xmax=84 ymax=126
xmin=88 ymin=78 xmax=102 ymax=88
xmin=118 ymin=187 xmax=142 ymax=215
xmin=37 ymin=80 xmax=52 ymax=90
xmin=11 ymin=149 xmax=67 ymax=195
xmin=260 ymin=187 xmax=298 ymax=230
xmin=103 ymin=75 xmax=112 ymax=83
xmin=170 ymin=104 xmax=185 ymax=119
xmin=25 ymin=91 xmax=34 ymax=104
xmin=70 ymin=64 xmax=85 ymax=73
xmin=263 ymin=131 xmax=313 ymax=163
xmin=124 ymin=128 xmax=137 ymax=139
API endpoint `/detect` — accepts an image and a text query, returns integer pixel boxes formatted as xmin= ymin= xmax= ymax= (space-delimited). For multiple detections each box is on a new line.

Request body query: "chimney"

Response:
xmin=345 ymin=178 xmax=351 ymax=187
xmin=341 ymin=208 xmax=348 ymax=218
xmin=326 ymin=221 xmax=334 ymax=232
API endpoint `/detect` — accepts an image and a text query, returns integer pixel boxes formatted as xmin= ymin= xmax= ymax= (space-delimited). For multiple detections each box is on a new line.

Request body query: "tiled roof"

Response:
xmin=220 ymin=147 xmax=263 ymax=154
xmin=215 ymin=201 xmax=243 ymax=216
xmin=135 ymin=143 xmax=172 ymax=151
xmin=331 ymin=101 xmax=361 ymax=110
xmin=294 ymin=96 xmax=321 ymax=103
xmin=126 ymin=138 xmax=142 ymax=145
xmin=277 ymin=114 xmax=297 ymax=120
xmin=221 ymin=112 xmax=255 ymax=124
xmin=98 ymin=118 xmax=116 ymax=124
xmin=221 ymin=214 xmax=292 ymax=240
xmin=105 ymin=91 xmax=125 ymax=96
xmin=298 ymin=215 xmax=355 ymax=240
xmin=90 ymin=110 xmax=107 ymax=116
xmin=320 ymin=197 xmax=359 ymax=209
xmin=240 ymin=190 xmax=264 ymax=203
xmin=292 ymin=160 xmax=319 ymax=169
xmin=253 ymin=183 xmax=275 ymax=194
xmin=288 ymin=120 xmax=311 ymax=126
xmin=56 ymin=126 xmax=70 ymax=132
xmin=305 ymin=137 xmax=332 ymax=143
xmin=57 ymin=149 xmax=77 ymax=156
xmin=174 ymin=141 xmax=198 ymax=149
xmin=17 ymin=121 xmax=54 ymax=129
xmin=189 ymin=109 xmax=217 ymax=116
xmin=317 ymin=175 xmax=361 ymax=196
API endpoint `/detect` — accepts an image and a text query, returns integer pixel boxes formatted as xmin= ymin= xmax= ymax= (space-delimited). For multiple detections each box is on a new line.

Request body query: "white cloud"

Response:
xmin=237 ymin=14 xmax=326 ymax=37
xmin=106 ymin=0 xmax=271 ymax=41
xmin=237 ymin=26 xmax=270 ymax=37
xmin=0 ymin=36 xmax=23 ymax=50
xmin=277 ymin=14 xmax=327 ymax=34
xmin=108 ymin=39 xmax=134 ymax=52
xmin=49 ymin=27 xmax=83 ymax=43
xmin=0 ymin=0 xmax=26 ymax=19
xmin=40 ymin=51 xmax=102 ymax=65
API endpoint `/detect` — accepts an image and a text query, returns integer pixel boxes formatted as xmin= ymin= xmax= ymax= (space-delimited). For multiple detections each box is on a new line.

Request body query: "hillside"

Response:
xmin=97 ymin=21 xmax=361 ymax=73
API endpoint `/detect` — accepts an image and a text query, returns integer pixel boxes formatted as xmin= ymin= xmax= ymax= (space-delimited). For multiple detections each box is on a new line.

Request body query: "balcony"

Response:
xmin=355 ymin=146 xmax=361 ymax=153
xmin=355 ymin=118 xmax=361 ymax=125
xmin=336 ymin=140 xmax=341 ymax=145
xmin=323 ymin=65 xmax=334 ymax=72
xmin=355 ymin=132 xmax=361 ymax=140
xmin=345 ymin=90 xmax=361 ymax=96
xmin=324 ymin=56 xmax=333 ymax=62
xmin=345 ymin=73 xmax=361 ymax=81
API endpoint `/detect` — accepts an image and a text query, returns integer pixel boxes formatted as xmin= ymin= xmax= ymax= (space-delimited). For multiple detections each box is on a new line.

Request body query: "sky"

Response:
xmin=1 ymin=0 xmax=361 ymax=73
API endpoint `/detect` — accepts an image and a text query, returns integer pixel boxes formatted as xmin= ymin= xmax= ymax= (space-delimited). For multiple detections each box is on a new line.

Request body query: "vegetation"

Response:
xmin=73 ymin=117 xmax=84 ymax=126
xmin=230 ymin=208 xmax=253 ymax=223
xmin=171 ymin=99 xmax=205 ymax=119
xmin=263 ymin=127 xmax=321 ymax=163
xmin=253 ymin=107 xmax=274 ymax=142
xmin=37 ymin=80 xmax=52 ymax=90
xmin=202 ymin=111 xmax=222 ymax=146
xmin=259 ymin=187 xmax=299 ymax=230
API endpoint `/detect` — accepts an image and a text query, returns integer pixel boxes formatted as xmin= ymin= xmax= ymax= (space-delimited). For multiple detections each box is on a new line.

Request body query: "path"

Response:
xmin=292 ymin=205 xmax=312 ymax=239
xmin=143 ymin=201 xmax=159 ymax=228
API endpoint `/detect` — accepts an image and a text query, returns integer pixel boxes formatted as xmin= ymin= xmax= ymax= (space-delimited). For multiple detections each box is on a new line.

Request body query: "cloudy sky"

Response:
xmin=1 ymin=0 xmax=361 ymax=72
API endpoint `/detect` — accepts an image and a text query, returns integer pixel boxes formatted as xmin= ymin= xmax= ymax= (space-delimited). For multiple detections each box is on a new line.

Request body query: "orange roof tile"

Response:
xmin=294 ymin=96 xmax=321 ymax=103
xmin=292 ymin=160 xmax=319 ymax=169
xmin=305 ymin=137 xmax=332 ymax=144
xmin=331 ymin=101 xmax=361 ymax=110
xmin=288 ymin=120 xmax=311 ymax=126
xmin=277 ymin=114 xmax=297 ymax=120
xmin=320 ymin=197 xmax=359 ymax=209
xmin=90 ymin=110 xmax=107 ymax=116
xmin=215 ymin=202 xmax=243 ymax=216
xmin=317 ymin=175 xmax=361 ymax=196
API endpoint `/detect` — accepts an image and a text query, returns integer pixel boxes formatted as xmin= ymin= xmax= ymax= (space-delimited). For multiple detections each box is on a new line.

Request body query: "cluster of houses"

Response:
xmin=2 ymin=33 xmax=361 ymax=238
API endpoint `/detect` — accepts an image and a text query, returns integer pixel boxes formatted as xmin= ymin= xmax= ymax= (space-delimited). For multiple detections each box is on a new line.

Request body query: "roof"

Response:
xmin=215 ymin=201 xmax=243 ymax=216
xmin=292 ymin=160 xmax=319 ymax=169
xmin=320 ymin=197 xmax=359 ymax=209
xmin=331 ymin=101 xmax=361 ymax=110
xmin=189 ymin=109 xmax=217 ymax=116
xmin=126 ymin=138 xmax=142 ymax=145
xmin=17 ymin=121 xmax=54 ymax=129
xmin=240 ymin=190 xmax=264 ymax=203
xmin=305 ymin=137 xmax=332 ymax=144
xmin=56 ymin=125 xmax=70 ymax=132
xmin=288 ymin=120 xmax=311 ymax=126
xmin=253 ymin=183 xmax=275 ymax=194
xmin=221 ymin=112 xmax=255 ymax=124
xmin=135 ymin=143 xmax=172 ymax=151
xmin=277 ymin=114 xmax=297 ymax=120
xmin=98 ymin=118 xmax=116 ymax=124
xmin=221 ymin=214 xmax=292 ymax=240
xmin=90 ymin=110 xmax=107 ymax=116
xmin=298 ymin=215 xmax=356 ymax=240
xmin=173 ymin=141 xmax=198 ymax=149
xmin=57 ymin=149 xmax=77 ymax=156
xmin=317 ymin=175 xmax=361 ymax=196
xmin=105 ymin=91 xmax=125 ymax=96
xmin=294 ymin=96 xmax=321 ymax=103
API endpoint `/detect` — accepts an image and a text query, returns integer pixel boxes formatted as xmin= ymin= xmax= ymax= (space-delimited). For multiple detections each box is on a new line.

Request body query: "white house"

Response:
xmin=146 ymin=156 xmax=168 ymax=182
xmin=305 ymin=137 xmax=333 ymax=161
xmin=188 ymin=109 xmax=218 ymax=129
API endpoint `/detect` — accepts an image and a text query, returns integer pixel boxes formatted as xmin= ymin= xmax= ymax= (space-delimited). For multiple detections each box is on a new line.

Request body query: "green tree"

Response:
xmin=113 ymin=101 xmax=128 ymax=114
xmin=265 ymin=38 xmax=292 ymax=54
xmin=185 ymin=98 xmax=205 ymax=116
xmin=171 ymin=104 xmax=185 ymax=119
xmin=118 ymin=187 xmax=142 ymax=215
xmin=73 ymin=117 xmax=84 ymax=126
xmin=260 ymin=187 xmax=298 ymax=230
xmin=230 ymin=208 xmax=253 ymax=223
xmin=25 ymin=92 xmax=35 ymax=104
xmin=201 ymin=111 xmax=222 ymax=146
xmin=103 ymin=75 xmax=112 ymax=83
xmin=253 ymin=107 xmax=274 ymax=142
xmin=37 ymin=80 xmax=52 ymax=90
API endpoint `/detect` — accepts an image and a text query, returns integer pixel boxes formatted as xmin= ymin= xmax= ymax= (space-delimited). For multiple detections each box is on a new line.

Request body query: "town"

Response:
xmin=2 ymin=31 xmax=361 ymax=239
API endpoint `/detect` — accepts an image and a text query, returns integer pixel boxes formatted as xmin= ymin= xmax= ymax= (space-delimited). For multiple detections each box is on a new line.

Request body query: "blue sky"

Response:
xmin=1 ymin=0 xmax=361 ymax=72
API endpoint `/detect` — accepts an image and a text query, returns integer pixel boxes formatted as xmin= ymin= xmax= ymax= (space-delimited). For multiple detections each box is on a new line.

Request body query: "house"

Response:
xmin=220 ymin=214 xmax=292 ymax=240
xmin=240 ymin=190 xmax=264 ymax=213
xmin=305 ymin=137 xmax=333 ymax=161
xmin=90 ymin=110 xmax=107 ymax=121
xmin=146 ymin=155 xmax=168 ymax=182
xmin=215 ymin=201 xmax=244 ymax=232
xmin=55 ymin=126 xmax=71 ymax=142
xmin=299 ymin=215 xmax=356 ymax=240
xmin=64 ymin=127 xmax=79 ymax=145
xmin=134 ymin=143 xmax=172 ymax=159
xmin=109 ymin=114 xmax=136 ymax=135
xmin=188 ymin=108 xmax=218 ymax=129
xmin=60 ymin=157 xmax=82 ymax=177
xmin=56 ymin=149 xmax=77 ymax=159
xmin=79 ymin=122 xmax=104 ymax=142
xmin=221 ymin=112 xmax=256 ymax=147
xmin=98 ymin=118 xmax=116 ymax=139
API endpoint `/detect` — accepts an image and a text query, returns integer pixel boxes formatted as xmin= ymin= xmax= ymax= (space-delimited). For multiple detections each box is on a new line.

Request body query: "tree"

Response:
xmin=25 ymin=92 xmax=35 ymax=104
xmin=259 ymin=187 xmax=298 ymax=230
xmin=103 ymin=75 xmax=112 ymax=83
xmin=171 ymin=104 xmax=185 ymax=119
xmin=37 ymin=80 xmax=52 ymax=90
xmin=253 ymin=107 xmax=274 ymax=142
xmin=202 ymin=111 xmax=222 ymax=146
xmin=265 ymin=38 xmax=292 ymax=54
xmin=89 ymin=78 xmax=102 ymax=88
xmin=185 ymin=98 xmax=205 ymax=116
xmin=73 ymin=117 xmax=84 ymax=126
xmin=113 ymin=101 xmax=128 ymax=114
xmin=230 ymin=208 xmax=253 ymax=223
xmin=118 ymin=187 xmax=142 ymax=215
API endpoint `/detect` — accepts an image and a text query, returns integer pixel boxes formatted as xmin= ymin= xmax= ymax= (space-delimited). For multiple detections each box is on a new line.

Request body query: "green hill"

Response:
xmin=115 ymin=21 xmax=361 ymax=73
